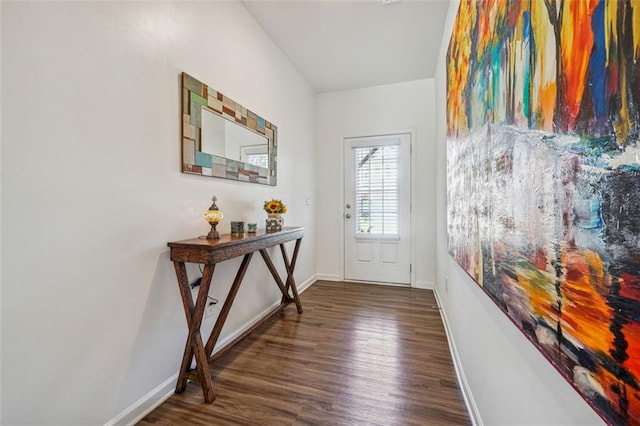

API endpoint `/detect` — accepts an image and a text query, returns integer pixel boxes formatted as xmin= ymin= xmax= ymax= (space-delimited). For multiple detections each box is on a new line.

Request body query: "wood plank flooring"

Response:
xmin=138 ymin=280 xmax=471 ymax=425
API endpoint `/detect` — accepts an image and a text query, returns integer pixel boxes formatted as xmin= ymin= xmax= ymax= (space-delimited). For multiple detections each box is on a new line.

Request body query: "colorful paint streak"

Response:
xmin=447 ymin=1 xmax=640 ymax=424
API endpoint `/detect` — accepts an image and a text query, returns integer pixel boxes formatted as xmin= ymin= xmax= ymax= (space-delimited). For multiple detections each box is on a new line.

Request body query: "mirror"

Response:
xmin=181 ymin=72 xmax=277 ymax=185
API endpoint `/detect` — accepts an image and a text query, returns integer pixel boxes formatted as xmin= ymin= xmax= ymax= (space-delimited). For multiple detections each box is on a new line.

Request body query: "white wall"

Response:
xmin=316 ymin=81 xmax=436 ymax=288
xmin=1 ymin=2 xmax=316 ymax=424
xmin=434 ymin=2 xmax=604 ymax=424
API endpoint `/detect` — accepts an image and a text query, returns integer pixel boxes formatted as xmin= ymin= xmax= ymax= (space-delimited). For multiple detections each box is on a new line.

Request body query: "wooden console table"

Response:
xmin=168 ymin=226 xmax=304 ymax=403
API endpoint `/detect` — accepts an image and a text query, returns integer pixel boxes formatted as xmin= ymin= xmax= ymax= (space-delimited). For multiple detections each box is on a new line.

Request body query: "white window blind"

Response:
xmin=354 ymin=145 xmax=399 ymax=235
xmin=245 ymin=153 xmax=269 ymax=169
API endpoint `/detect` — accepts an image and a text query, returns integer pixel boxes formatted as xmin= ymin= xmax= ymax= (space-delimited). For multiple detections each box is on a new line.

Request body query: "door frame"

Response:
xmin=339 ymin=129 xmax=417 ymax=287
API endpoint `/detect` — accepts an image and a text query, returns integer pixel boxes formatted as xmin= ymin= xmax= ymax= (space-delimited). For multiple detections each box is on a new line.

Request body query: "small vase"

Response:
xmin=265 ymin=213 xmax=284 ymax=232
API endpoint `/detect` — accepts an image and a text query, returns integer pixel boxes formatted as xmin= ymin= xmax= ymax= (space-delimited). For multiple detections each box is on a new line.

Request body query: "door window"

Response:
xmin=353 ymin=145 xmax=399 ymax=236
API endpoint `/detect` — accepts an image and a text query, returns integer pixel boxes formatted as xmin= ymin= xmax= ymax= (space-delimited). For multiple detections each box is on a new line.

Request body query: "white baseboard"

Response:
xmin=297 ymin=274 xmax=317 ymax=293
xmin=433 ymin=287 xmax=483 ymax=426
xmin=105 ymin=274 xmax=318 ymax=426
xmin=316 ymin=273 xmax=341 ymax=281
xmin=105 ymin=374 xmax=177 ymax=426
xmin=414 ymin=280 xmax=434 ymax=289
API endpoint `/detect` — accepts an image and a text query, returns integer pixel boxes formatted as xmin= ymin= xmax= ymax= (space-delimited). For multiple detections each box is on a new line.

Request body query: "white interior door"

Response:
xmin=344 ymin=134 xmax=411 ymax=285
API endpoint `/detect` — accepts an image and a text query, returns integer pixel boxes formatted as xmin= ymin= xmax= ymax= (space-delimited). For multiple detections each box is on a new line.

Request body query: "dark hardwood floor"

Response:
xmin=139 ymin=280 xmax=471 ymax=425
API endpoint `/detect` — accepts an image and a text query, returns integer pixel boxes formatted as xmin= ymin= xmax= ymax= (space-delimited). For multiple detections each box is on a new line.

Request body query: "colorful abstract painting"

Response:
xmin=447 ymin=1 xmax=640 ymax=424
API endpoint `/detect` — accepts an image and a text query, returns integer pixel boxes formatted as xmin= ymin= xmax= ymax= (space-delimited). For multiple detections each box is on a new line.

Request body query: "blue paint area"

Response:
xmin=522 ymin=11 xmax=531 ymax=122
xmin=529 ymin=9 xmax=538 ymax=129
xmin=491 ymin=44 xmax=503 ymax=123
xmin=257 ymin=117 xmax=265 ymax=128
xmin=589 ymin=0 xmax=607 ymax=134
xmin=618 ymin=163 xmax=640 ymax=171
xmin=195 ymin=151 xmax=212 ymax=168
xmin=557 ymin=135 xmax=618 ymax=168
xmin=575 ymin=197 xmax=604 ymax=230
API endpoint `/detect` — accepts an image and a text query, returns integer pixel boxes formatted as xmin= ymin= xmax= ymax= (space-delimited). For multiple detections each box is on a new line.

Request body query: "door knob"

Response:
xmin=345 ymin=213 xmax=352 ymax=219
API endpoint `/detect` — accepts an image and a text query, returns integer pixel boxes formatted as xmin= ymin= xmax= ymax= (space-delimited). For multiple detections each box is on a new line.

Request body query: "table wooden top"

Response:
xmin=168 ymin=226 xmax=304 ymax=249
xmin=168 ymin=226 xmax=304 ymax=264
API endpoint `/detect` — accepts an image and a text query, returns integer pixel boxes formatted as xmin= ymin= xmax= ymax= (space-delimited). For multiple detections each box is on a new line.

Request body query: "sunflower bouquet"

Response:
xmin=263 ymin=198 xmax=287 ymax=214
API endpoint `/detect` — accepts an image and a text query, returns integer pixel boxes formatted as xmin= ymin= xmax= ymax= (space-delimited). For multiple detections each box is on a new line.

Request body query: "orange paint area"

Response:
xmin=447 ymin=2 xmax=473 ymax=137
xmin=560 ymin=1 xmax=598 ymax=131
xmin=622 ymin=321 xmax=640 ymax=391
xmin=617 ymin=271 xmax=640 ymax=381
xmin=594 ymin=366 xmax=640 ymax=423
xmin=560 ymin=249 xmax=613 ymax=355
xmin=536 ymin=83 xmax=557 ymax=131
xmin=512 ymin=259 xmax=560 ymax=326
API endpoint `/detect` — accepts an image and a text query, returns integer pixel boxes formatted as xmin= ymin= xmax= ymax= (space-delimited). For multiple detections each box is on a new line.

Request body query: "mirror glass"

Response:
xmin=181 ymin=72 xmax=277 ymax=185
xmin=200 ymin=108 xmax=269 ymax=168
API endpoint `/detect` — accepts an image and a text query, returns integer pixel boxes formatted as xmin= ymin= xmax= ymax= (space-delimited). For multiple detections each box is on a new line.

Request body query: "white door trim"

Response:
xmin=339 ymin=129 xmax=417 ymax=287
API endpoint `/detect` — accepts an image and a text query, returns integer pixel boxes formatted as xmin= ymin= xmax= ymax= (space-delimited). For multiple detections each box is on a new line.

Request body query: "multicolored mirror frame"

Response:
xmin=181 ymin=72 xmax=277 ymax=185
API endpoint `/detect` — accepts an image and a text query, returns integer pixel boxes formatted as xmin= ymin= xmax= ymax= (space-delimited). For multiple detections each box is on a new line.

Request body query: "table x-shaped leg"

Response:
xmin=280 ymin=238 xmax=303 ymax=313
xmin=174 ymin=252 xmax=254 ymax=403
xmin=174 ymin=261 xmax=216 ymax=402
xmin=259 ymin=238 xmax=303 ymax=314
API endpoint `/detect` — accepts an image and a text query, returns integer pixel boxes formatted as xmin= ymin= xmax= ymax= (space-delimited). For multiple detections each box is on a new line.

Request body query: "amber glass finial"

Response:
xmin=204 ymin=196 xmax=223 ymax=239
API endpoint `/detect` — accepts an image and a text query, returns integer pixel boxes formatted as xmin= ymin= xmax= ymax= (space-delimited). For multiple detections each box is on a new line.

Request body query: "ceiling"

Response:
xmin=242 ymin=0 xmax=451 ymax=94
